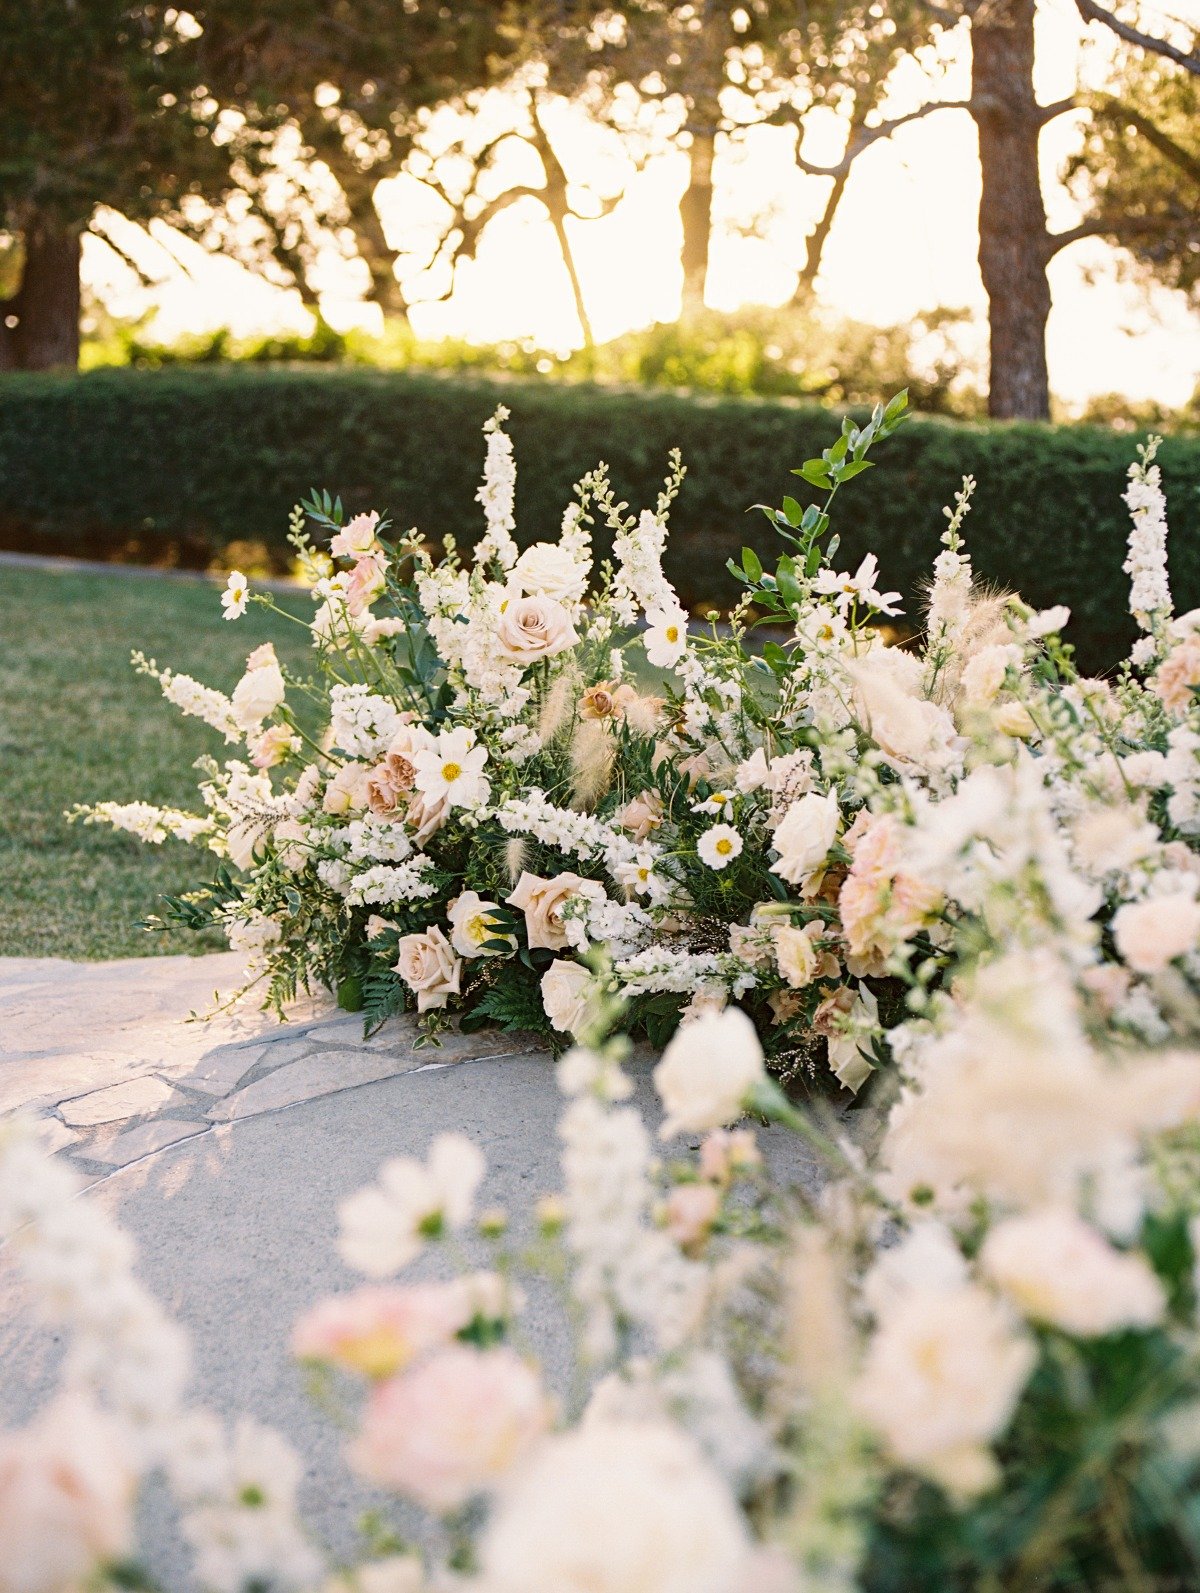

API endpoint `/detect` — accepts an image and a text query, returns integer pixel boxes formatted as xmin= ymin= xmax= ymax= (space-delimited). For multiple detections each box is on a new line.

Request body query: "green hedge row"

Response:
xmin=2 ymin=367 xmax=1198 ymax=670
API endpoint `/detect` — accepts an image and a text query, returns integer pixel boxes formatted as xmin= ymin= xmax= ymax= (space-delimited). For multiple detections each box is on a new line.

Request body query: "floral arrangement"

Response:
xmin=79 ymin=401 xmax=1200 ymax=1112
xmin=23 ymin=418 xmax=1200 ymax=1587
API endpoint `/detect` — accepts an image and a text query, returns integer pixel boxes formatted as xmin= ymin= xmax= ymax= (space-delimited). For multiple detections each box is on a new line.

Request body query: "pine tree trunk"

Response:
xmin=680 ymin=127 xmax=715 ymax=318
xmin=971 ymin=0 xmax=1051 ymax=420
xmin=1 ymin=214 xmax=82 ymax=370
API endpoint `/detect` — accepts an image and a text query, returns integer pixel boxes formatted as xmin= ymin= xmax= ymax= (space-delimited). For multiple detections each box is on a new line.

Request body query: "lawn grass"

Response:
xmin=0 ymin=565 xmax=314 ymax=959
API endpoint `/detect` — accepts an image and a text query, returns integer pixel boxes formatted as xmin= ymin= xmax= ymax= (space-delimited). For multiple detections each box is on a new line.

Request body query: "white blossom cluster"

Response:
xmin=328 ymin=683 xmax=403 ymax=758
xmin=474 ymin=407 xmax=519 ymax=571
xmin=1123 ymin=437 xmax=1172 ymax=639
xmin=341 ymin=855 xmax=438 ymax=907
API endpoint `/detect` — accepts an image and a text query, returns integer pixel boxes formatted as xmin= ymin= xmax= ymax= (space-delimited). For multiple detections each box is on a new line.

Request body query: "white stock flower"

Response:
xmin=771 ymin=789 xmax=840 ymax=887
xmin=480 ymin=1420 xmax=752 ymax=1593
xmin=697 ymin=823 xmax=743 ymax=871
xmin=654 ymin=1007 xmax=766 ymax=1139
xmin=338 ymin=1135 xmax=486 ymax=1277
xmin=980 ymin=1208 xmax=1165 ymax=1336
xmin=412 ymin=727 xmax=490 ymax=809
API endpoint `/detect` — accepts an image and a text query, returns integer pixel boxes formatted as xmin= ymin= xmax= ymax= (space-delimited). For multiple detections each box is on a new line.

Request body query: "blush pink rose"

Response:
xmin=350 ymin=1345 xmax=550 ymax=1513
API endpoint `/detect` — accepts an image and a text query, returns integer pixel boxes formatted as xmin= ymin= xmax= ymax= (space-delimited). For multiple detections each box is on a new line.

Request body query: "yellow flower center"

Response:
xmin=442 ymin=761 xmax=462 ymax=782
xmin=716 ymin=837 xmax=734 ymax=856
xmin=468 ymin=913 xmax=490 ymax=942
xmin=665 ymin=625 xmax=679 ymax=643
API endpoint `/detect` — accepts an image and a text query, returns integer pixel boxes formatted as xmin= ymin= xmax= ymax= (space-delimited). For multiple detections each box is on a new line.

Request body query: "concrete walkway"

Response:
xmin=0 ymin=950 xmax=836 ymax=1577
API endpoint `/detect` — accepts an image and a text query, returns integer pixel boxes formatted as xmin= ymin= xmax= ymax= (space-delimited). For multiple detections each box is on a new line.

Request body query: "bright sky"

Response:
xmin=84 ymin=3 xmax=1200 ymax=409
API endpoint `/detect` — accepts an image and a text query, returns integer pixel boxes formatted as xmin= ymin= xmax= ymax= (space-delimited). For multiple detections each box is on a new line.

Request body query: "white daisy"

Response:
xmin=697 ymin=823 xmax=744 ymax=871
xmin=221 ymin=570 xmax=249 ymax=620
xmin=412 ymin=727 xmax=491 ymax=809
xmin=643 ymin=603 xmax=689 ymax=668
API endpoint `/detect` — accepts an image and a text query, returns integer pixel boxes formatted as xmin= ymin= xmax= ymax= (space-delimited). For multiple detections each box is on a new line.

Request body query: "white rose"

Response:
xmin=496 ymin=594 xmax=579 ymax=664
xmin=981 ymin=1208 xmax=1165 ymax=1336
xmin=959 ymin=644 xmax=1021 ymax=707
xmin=230 ymin=659 xmax=286 ymax=730
xmin=540 ymin=960 xmax=594 ymax=1036
xmin=849 ymin=653 xmax=958 ymax=770
xmin=1113 ymin=892 xmax=1200 ymax=973
xmin=448 ymin=892 xmax=515 ymax=959
xmin=512 ymin=542 xmax=589 ymax=605
xmin=480 ymin=1420 xmax=751 ymax=1593
xmin=394 ymin=926 xmax=462 ymax=1012
xmin=653 ymin=1007 xmax=766 ymax=1139
xmin=771 ymin=790 xmax=840 ymax=887
xmin=852 ymin=1283 xmax=1035 ymax=1498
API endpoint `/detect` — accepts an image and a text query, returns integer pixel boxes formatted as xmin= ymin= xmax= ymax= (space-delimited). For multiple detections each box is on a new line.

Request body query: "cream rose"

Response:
xmin=406 ymin=785 xmax=453 ymax=846
xmin=1113 ymin=892 xmax=1200 ymax=973
xmin=771 ymin=790 xmax=840 ymax=887
xmin=507 ymin=871 xmax=606 ymax=952
xmin=540 ymin=959 xmax=594 ymax=1036
xmin=512 ymin=542 xmax=589 ymax=605
xmin=495 ymin=594 xmax=579 ymax=664
xmin=394 ymin=926 xmax=462 ymax=1012
xmin=323 ymin=760 xmax=373 ymax=815
xmin=653 ymin=1007 xmax=766 ymax=1139
xmin=773 ymin=922 xmax=827 ymax=988
xmin=230 ymin=654 xmax=286 ymax=730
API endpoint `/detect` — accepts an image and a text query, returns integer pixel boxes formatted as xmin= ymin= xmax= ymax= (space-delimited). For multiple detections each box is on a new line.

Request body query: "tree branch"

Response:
xmin=1073 ymin=0 xmax=1200 ymax=73
xmin=1095 ymin=97 xmax=1200 ymax=184
xmin=1046 ymin=209 xmax=1188 ymax=258
xmin=782 ymin=99 xmax=972 ymax=179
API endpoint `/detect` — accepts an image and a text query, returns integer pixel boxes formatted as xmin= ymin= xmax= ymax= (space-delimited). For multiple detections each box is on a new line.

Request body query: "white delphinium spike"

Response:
xmin=923 ymin=475 xmax=976 ymax=695
xmin=474 ymin=406 xmax=519 ymax=572
xmin=132 ymin=651 xmax=242 ymax=743
xmin=1123 ymin=435 xmax=1172 ymax=661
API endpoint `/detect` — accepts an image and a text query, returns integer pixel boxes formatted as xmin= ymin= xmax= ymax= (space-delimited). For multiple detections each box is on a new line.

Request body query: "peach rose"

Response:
xmin=495 ymin=594 xmax=579 ymax=664
xmin=773 ymin=922 xmax=837 ymax=988
xmin=619 ymin=789 xmax=664 ymax=841
xmin=406 ymin=785 xmax=452 ymax=846
xmin=293 ymin=1283 xmax=469 ymax=1379
xmin=345 ymin=551 xmax=388 ymax=616
xmin=580 ymin=680 xmax=638 ymax=721
xmin=663 ymin=1182 xmax=721 ymax=1253
xmin=394 ymin=926 xmax=462 ymax=1012
xmin=250 ymin=724 xmax=297 ymax=769
xmin=507 ymin=871 xmax=606 ymax=952
xmin=1113 ymin=892 xmax=1200 ymax=974
xmin=350 ymin=1345 xmax=550 ymax=1513
xmin=1153 ymin=634 xmax=1200 ymax=713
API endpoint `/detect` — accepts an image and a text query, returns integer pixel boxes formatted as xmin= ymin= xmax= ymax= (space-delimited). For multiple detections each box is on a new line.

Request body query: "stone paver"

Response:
xmin=85 ymin=1118 xmax=209 ymax=1169
xmin=59 ymin=1075 xmax=181 ymax=1128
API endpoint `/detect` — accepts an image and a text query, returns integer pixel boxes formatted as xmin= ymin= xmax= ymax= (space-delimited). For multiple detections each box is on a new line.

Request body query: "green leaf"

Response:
xmin=762 ymin=641 xmax=788 ymax=674
xmin=740 ymin=546 xmax=762 ymax=581
xmin=792 ymin=460 xmax=831 ymax=488
xmin=781 ymin=495 xmax=803 ymax=527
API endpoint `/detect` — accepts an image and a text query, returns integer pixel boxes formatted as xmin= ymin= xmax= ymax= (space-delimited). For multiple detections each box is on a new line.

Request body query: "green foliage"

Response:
xmin=2 ymin=368 xmax=1200 ymax=671
xmin=464 ymin=963 xmax=555 ymax=1042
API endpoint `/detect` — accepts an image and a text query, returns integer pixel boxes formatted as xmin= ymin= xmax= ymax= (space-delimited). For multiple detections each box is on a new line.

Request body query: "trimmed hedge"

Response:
xmin=2 ymin=366 xmax=1199 ymax=670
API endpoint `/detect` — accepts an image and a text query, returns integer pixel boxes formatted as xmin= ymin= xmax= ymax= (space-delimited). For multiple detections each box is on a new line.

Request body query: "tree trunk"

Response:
xmin=680 ymin=127 xmax=715 ymax=317
xmin=0 ymin=214 xmax=82 ymax=370
xmin=971 ymin=0 xmax=1052 ymax=420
